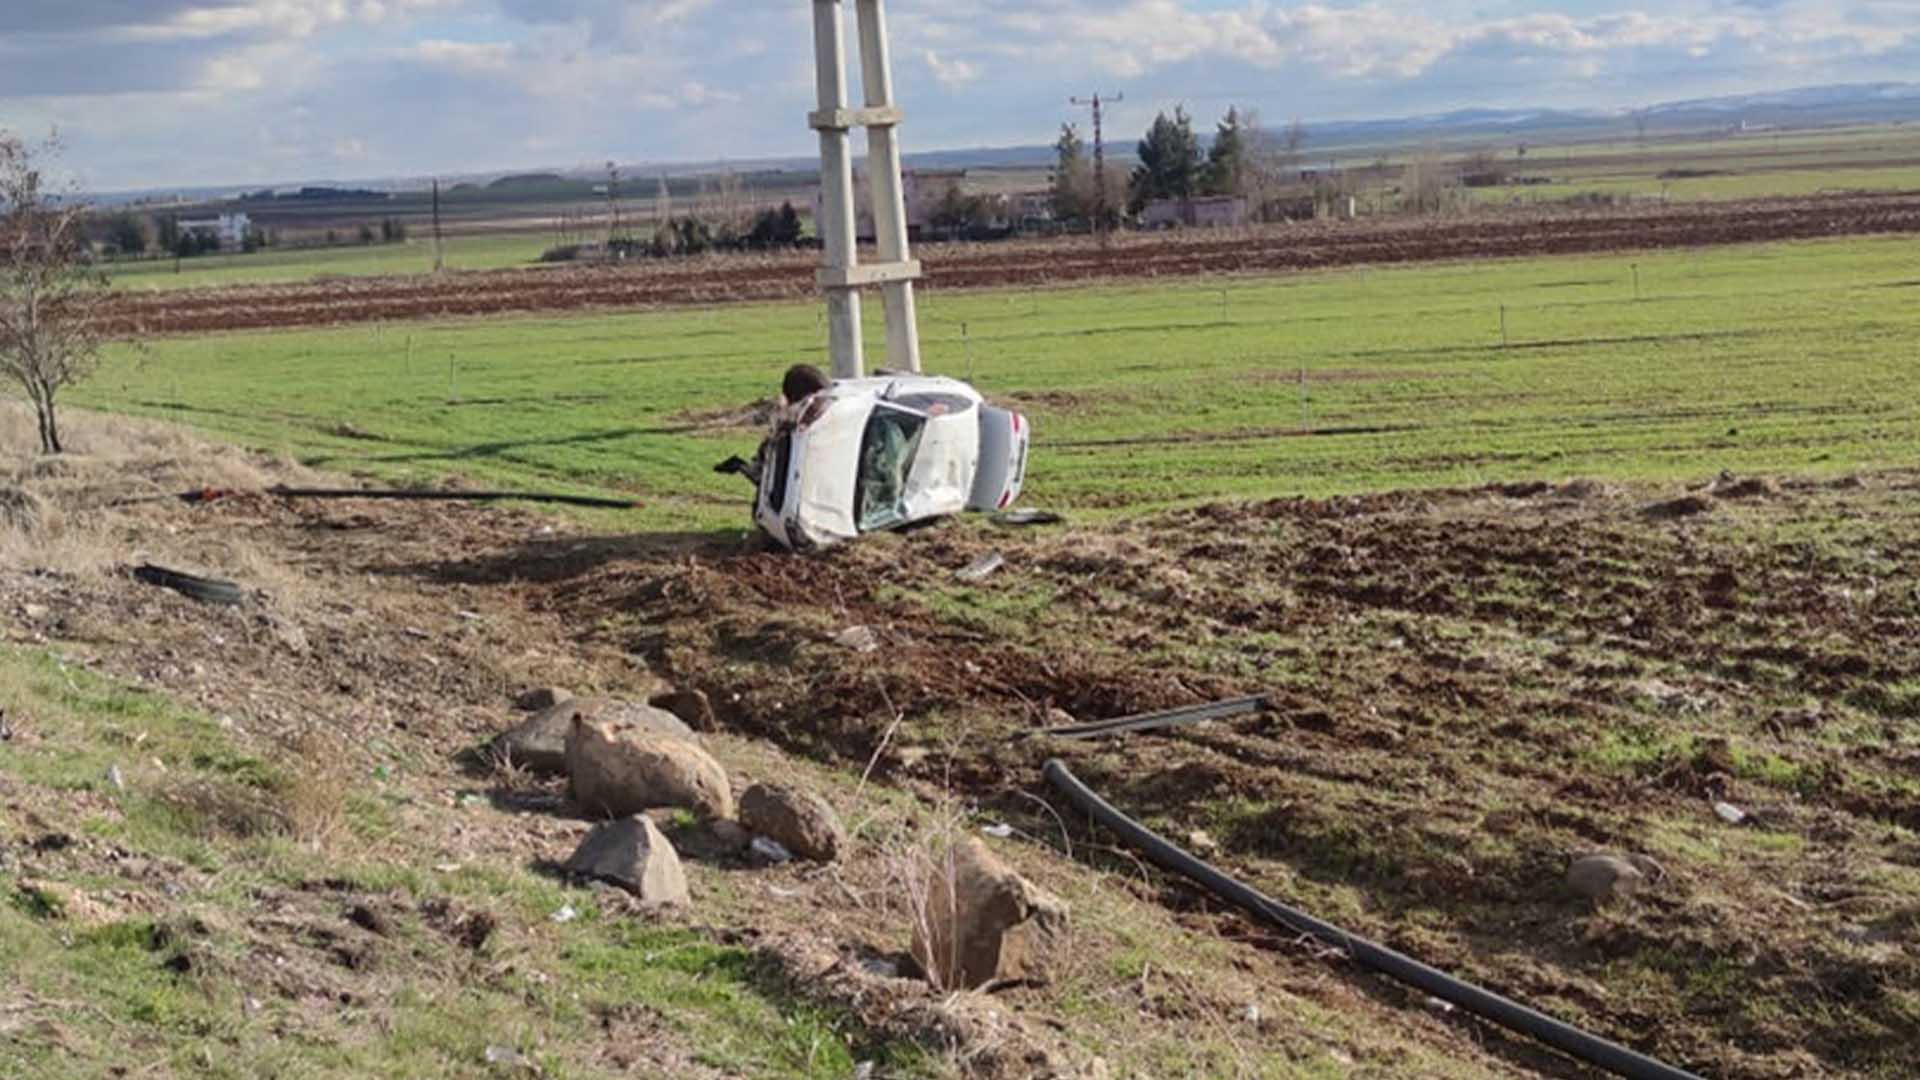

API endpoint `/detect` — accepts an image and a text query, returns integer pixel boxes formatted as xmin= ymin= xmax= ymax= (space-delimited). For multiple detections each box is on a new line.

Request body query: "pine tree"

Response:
xmin=1129 ymin=107 xmax=1202 ymax=212
xmin=1205 ymin=107 xmax=1248 ymax=196
xmin=1051 ymin=123 xmax=1091 ymax=225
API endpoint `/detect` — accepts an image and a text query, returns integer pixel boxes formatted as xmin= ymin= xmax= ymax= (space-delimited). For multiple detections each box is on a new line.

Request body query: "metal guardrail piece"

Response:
xmin=1036 ymin=694 xmax=1269 ymax=740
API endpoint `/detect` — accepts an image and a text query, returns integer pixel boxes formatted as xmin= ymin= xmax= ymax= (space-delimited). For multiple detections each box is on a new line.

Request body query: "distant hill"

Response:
xmin=88 ymin=80 xmax=1920 ymax=203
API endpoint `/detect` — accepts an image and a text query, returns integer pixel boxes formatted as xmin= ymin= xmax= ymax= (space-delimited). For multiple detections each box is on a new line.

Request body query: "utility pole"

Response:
xmin=431 ymin=178 xmax=444 ymax=272
xmin=1070 ymin=91 xmax=1122 ymax=248
xmin=810 ymin=0 xmax=922 ymax=379
xmin=605 ymin=161 xmax=623 ymax=247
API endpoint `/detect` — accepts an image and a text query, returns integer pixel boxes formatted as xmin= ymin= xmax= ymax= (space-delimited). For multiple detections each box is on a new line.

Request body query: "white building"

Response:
xmin=176 ymin=212 xmax=252 ymax=250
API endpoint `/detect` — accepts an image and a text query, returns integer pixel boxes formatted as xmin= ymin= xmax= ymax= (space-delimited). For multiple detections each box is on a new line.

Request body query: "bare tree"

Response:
xmin=1240 ymin=109 xmax=1309 ymax=220
xmin=1 ymin=132 xmax=108 ymax=455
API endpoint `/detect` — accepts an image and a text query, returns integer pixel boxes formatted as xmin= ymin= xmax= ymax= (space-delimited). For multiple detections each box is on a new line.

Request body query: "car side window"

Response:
xmin=856 ymin=405 xmax=927 ymax=532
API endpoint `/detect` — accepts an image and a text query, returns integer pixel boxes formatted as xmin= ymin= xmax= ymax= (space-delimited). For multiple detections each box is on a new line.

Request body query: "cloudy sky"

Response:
xmin=3 ymin=0 xmax=1917 ymax=191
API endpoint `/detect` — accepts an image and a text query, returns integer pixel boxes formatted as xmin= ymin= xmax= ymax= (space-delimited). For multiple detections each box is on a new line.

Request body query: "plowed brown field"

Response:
xmin=107 ymin=190 xmax=1920 ymax=336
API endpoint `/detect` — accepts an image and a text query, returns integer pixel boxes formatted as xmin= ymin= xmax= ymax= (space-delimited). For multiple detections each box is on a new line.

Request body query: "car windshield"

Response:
xmin=855 ymin=403 xmax=927 ymax=532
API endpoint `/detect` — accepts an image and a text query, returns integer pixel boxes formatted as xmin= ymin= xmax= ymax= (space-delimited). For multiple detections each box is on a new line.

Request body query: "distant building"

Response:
xmin=1139 ymin=195 xmax=1247 ymax=230
xmin=813 ymin=169 xmax=961 ymax=242
xmin=1010 ymin=191 xmax=1055 ymax=230
xmin=176 ymin=212 xmax=252 ymax=251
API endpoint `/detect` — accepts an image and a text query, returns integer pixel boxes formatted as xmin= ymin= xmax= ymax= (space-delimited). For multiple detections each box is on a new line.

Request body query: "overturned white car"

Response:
xmin=750 ymin=374 xmax=1029 ymax=551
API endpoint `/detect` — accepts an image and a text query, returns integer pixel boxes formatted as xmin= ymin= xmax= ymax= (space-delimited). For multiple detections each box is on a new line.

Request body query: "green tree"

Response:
xmin=744 ymin=205 xmax=803 ymax=251
xmin=929 ymin=181 xmax=990 ymax=236
xmin=673 ymin=216 xmax=712 ymax=255
xmin=1204 ymin=107 xmax=1248 ymax=196
xmin=1051 ymin=123 xmax=1091 ymax=225
xmin=104 ymin=211 xmax=147 ymax=256
xmin=155 ymin=214 xmax=180 ymax=253
xmin=1129 ymin=107 xmax=1202 ymax=212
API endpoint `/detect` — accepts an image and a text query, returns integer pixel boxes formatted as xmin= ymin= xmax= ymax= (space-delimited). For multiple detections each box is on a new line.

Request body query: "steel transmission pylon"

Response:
xmin=1070 ymin=92 xmax=1122 ymax=248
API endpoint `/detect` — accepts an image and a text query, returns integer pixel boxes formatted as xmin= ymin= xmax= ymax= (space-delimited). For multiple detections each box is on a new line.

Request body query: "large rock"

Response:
xmin=1567 ymin=854 xmax=1664 ymax=902
xmin=911 ymin=838 xmax=1069 ymax=990
xmin=567 ymin=714 xmax=733 ymax=820
xmin=740 ymin=784 xmax=846 ymax=863
xmin=564 ymin=815 xmax=689 ymax=906
xmin=494 ymin=697 xmax=694 ymax=777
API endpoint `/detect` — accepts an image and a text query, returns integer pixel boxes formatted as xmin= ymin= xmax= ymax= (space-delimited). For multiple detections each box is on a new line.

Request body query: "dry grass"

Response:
xmin=150 ymin=732 xmax=351 ymax=850
xmin=885 ymin=798 xmax=970 ymax=994
xmin=277 ymin=731 xmax=352 ymax=851
xmin=0 ymin=400 xmax=324 ymax=584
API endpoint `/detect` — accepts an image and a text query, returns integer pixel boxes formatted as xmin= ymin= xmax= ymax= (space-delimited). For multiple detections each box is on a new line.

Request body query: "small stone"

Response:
xmin=649 ymin=689 xmax=715 ymax=731
xmin=1713 ymin=801 xmax=1748 ymax=826
xmin=483 ymin=1045 xmax=534 ymax=1071
xmin=834 ymin=625 xmax=880 ymax=653
xmin=706 ymin=819 xmax=751 ymax=852
xmin=495 ymin=697 xmax=694 ymax=778
xmin=956 ymin=552 xmax=1005 ymax=582
xmin=749 ymin=836 xmax=794 ymax=864
xmin=1567 ymin=854 xmax=1652 ymax=902
xmin=1187 ymin=830 xmax=1219 ymax=854
xmin=514 ymin=687 xmax=573 ymax=712
xmin=564 ymin=815 xmax=690 ymax=906
xmin=740 ymin=784 xmax=847 ymax=863
xmin=911 ymin=838 xmax=1070 ymax=990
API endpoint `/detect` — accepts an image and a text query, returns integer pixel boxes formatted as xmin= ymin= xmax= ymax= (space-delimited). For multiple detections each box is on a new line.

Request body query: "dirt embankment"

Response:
xmin=8 ymin=402 xmax=1918 ymax=1077
xmin=518 ymin=472 xmax=1920 ymax=1080
xmin=105 ymin=190 xmax=1920 ymax=336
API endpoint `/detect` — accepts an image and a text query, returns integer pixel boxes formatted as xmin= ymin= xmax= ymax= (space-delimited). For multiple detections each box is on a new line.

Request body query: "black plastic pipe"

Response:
xmin=1035 ymin=694 xmax=1268 ymax=740
xmin=1042 ymin=759 xmax=1702 ymax=1080
xmin=109 ymin=486 xmax=642 ymax=511
xmin=264 ymin=485 xmax=640 ymax=509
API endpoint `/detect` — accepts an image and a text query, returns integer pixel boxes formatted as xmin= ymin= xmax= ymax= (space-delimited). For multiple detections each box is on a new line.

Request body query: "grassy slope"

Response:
xmin=0 ymin=648 xmax=935 ymax=1079
xmin=82 ymin=233 xmax=1920 ymax=532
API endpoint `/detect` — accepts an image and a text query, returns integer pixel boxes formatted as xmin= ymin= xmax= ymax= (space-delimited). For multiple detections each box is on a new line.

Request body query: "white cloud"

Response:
xmin=6 ymin=0 xmax=1920 ymax=189
xmin=923 ymin=49 xmax=979 ymax=88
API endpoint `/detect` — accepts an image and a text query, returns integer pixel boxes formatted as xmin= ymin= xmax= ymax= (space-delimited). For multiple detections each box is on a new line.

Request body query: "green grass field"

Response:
xmin=1479 ymin=163 xmax=1920 ymax=203
xmin=80 ymin=233 xmax=1920 ymax=532
xmin=104 ymin=232 xmax=551 ymax=291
